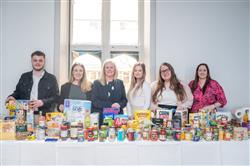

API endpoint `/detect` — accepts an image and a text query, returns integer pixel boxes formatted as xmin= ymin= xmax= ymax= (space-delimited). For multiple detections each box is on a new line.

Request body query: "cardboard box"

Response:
xmin=0 ymin=120 xmax=16 ymax=140
xmin=64 ymin=99 xmax=91 ymax=123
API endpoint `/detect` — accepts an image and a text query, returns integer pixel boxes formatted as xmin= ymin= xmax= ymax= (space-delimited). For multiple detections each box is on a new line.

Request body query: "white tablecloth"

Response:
xmin=1 ymin=140 xmax=249 ymax=165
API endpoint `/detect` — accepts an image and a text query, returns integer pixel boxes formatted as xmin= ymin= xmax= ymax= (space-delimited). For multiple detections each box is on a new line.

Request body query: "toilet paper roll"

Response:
xmin=231 ymin=108 xmax=244 ymax=119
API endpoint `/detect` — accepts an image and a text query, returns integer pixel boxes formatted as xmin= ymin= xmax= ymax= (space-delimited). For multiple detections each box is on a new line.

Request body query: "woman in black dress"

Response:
xmin=58 ymin=63 xmax=92 ymax=112
xmin=91 ymin=59 xmax=127 ymax=124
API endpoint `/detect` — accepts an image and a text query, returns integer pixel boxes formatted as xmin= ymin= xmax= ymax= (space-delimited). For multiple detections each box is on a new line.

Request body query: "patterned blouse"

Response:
xmin=188 ymin=79 xmax=227 ymax=113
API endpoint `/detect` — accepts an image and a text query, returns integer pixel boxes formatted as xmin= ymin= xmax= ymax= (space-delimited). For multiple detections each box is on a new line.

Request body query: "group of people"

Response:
xmin=6 ymin=50 xmax=227 ymax=124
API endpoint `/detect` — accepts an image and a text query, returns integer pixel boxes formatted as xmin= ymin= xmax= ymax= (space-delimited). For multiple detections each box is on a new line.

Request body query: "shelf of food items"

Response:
xmin=1 ymin=99 xmax=250 ymax=142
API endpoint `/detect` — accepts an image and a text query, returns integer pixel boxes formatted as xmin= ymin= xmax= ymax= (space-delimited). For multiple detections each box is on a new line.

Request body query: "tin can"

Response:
xmin=159 ymin=128 xmax=166 ymax=141
xmin=142 ymin=128 xmax=150 ymax=140
xmin=60 ymin=125 xmax=68 ymax=141
xmin=127 ymin=128 xmax=135 ymax=141
xmin=117 ymin=128 xmax=125 ymax=141
xmin=93 ymin=124 xmax=99 ymax=140
xmin=77 ymin=129 xmax=84 ymax=142
xmin=224 ymin=129 xmax=231 ymax=141
xmin=134 ymin=128 xmax=142 ymax=141
xmin=36 ymin=126 xmax=45 ymax=140
xmin=99 ymin=125 xmax=107 ymax=142
xmin=166 ymin=128 xmax=173 ymax=140
xmin=150 ymin=128 xmax=158 ymax=141
xmin=192 ymin=128 xmax=201 ymax=142
xmin=108 ymin=127 xmax=116 ymax=142
xmin=219 ymin=128 xmax=224 ymax=140
xmin=213 ymin=128 xmax=219 ymax=141
xmin=173 ymin=129 xmax=181 ymax=141
xmin=233 ymin=127 xmax=243 ymax=141
xmin=88 ymin=127 xmax=95 ymax=141
xmin=205 ymin=128 xmax=212 ymax=141
xmin=70 ymin=122 xmax=78 ymax=140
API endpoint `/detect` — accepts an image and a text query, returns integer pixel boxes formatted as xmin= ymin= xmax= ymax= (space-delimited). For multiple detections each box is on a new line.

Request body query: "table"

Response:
xmin=1 ymin=140 xmax=249 ymax=165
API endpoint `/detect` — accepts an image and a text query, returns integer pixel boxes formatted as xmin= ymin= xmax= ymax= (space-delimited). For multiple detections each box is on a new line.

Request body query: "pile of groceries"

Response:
xmin=1 ymin=99 xmax=250 ymax=142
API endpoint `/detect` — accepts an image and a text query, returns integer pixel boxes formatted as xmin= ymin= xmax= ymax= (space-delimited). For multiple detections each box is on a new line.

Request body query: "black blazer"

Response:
xmin=10 ymin=70 xmax=59 ymax=115
xmin=91 ymin=79 xmax=127 ymax=114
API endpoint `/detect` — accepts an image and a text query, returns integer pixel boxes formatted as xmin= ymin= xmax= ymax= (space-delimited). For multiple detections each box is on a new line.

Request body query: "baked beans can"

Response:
xmin=117 ymin=128 xmax=125 ymax=141
xmin=127 ymin=128 xmax=135 ymax=141
xmin=159 ymin=128 xmax=166 ymax=141
xmin=108 ymin=127 xmax=116 ymax=142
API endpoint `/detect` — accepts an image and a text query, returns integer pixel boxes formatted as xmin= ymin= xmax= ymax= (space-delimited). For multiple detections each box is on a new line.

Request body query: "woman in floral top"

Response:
xmin=189 ymin=63 xmax=227 ymax=113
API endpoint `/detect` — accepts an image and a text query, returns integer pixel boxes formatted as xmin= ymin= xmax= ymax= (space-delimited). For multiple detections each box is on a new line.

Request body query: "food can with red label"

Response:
xmin=127 ymin=128 xmax=135 ymax=141
xmin=159 ymin=127 xmax=166 ymax=141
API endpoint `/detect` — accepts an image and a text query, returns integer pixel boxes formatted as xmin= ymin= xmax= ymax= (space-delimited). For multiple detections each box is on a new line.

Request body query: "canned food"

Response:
xmin=159 ymin=128 xmax=166 ymax=141
xmin=134 ymin=128 xmax=142 ymax=141
xmin=108 ymin=127 xmax=116 ymax=142
xmin=117 ymin=128 xmax=125 ymax=141
xmin=142 ymin=128 xmax=150 ymax=141
xmin=127 ymin=128 xmax=135 ymax=141
xmin=88 ymin=127 xmax=95 ymax=141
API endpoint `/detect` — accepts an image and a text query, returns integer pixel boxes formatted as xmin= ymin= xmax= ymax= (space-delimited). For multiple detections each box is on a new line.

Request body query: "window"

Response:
xmin=70 ymin=0 xmax=143 ymax=90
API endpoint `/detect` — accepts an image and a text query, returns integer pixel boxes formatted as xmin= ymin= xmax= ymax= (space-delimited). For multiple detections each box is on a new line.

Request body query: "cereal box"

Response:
xmin=64 ymin=99 xmax=91 ymax=123
xmin=134 ymin=110 xmax=151 ymax=122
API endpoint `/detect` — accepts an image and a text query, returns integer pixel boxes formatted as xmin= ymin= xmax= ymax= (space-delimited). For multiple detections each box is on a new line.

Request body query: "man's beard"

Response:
xmin=33 ymin=65 xmax=44 ymax=71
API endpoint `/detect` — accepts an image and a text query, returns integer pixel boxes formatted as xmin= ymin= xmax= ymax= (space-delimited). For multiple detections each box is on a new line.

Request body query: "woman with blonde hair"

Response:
xmin=58 ymin=63 xmax=92 ymax=111
xmin=92 ymin=59 xmax=127 ymax=124
xmin=151 ymin=62 xmax=193 ymax=111
xmin=127 ymin=62 xmax=151 ymax=119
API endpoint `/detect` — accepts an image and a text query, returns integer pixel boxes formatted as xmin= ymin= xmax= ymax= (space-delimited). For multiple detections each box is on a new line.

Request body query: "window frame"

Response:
xmin=69 ymin=0 xmax=144 ymax=64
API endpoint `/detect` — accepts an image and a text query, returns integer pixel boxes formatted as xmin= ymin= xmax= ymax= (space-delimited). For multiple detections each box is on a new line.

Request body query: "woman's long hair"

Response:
xmin=127 ymin=62 xmax=146 ymax=99
xmin=99 ymin=59 xmax=118 ymax=86
xmin=191 ymin=63 xmax=211 ymax=94
xmin=152 ymin=62 xmax=186 ymax=103
xmin=70 ymin=63 xmax=92 ymax=92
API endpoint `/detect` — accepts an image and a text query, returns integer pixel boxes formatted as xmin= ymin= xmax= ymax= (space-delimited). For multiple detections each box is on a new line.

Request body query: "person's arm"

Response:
xmin=92 ymin=80 xmax=112 ymax=109
xmin=214 ymin=81 xmax=227 ymax=108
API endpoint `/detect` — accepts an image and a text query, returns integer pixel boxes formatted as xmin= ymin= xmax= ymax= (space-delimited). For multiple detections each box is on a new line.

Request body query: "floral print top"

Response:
xmin=189 ymin=79 xmax=227 ymax=113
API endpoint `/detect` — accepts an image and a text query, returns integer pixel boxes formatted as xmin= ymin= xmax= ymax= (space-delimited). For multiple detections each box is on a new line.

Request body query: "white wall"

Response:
xmin=1 ymin=0 xmax=56 ymax=116
xmin=155 ymin=0 xmax=250 ymax=111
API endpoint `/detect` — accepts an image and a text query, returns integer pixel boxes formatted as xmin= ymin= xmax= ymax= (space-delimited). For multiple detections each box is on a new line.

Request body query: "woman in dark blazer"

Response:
xmin=58 ymin=63 xmax=92 ymax=111
xmin=92 ymin=59 xmax=127 ymax=125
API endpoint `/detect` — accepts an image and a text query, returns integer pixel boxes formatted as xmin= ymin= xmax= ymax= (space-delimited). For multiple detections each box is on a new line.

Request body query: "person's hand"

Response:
xmin=177 ymin=106 xmax=186 ymax=110
xmin=5 ymin=96 xmax=16 ymax=104
xmin=202 ymin=104 xmax=216 ymax=112
xmin=111 ymin=103 xmax=120 ymax=108
xmin=59 ymin=104 xmax=64 ymax=112
xmin=30 ymin=100 xmax=44 ymax=109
